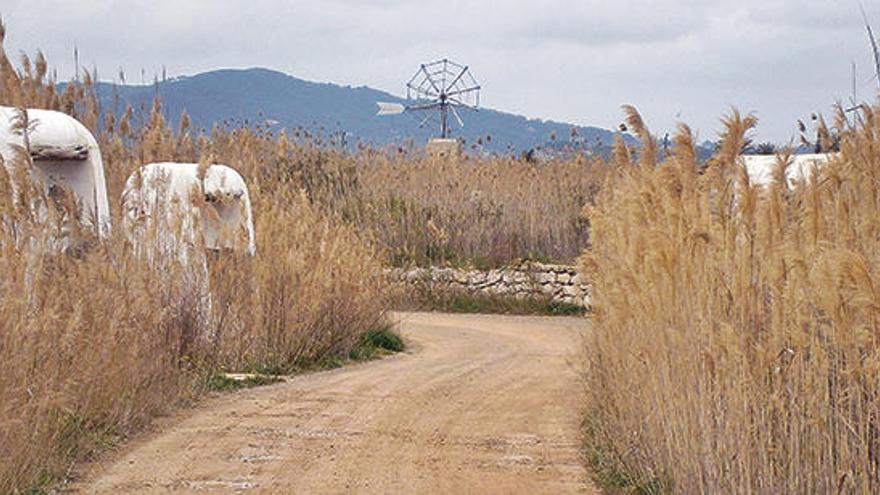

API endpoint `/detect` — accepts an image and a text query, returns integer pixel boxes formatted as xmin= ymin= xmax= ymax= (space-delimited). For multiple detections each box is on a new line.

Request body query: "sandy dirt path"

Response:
xmin=73 ymin=312 xmax=595 ymax=494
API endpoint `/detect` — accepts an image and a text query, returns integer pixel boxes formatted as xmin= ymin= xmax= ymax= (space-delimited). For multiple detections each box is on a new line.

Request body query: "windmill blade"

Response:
xmin=376 ymin=102 xmax=406 ymax=116
xmin=408 ymin=84 xmax=438 ymax=99
xmin=445 ymin=65 xmax=469 ymax=93
xmin=446 ymin=85 xmax=481 ymax=99
xmin=407 ymin=102 xmax=442 ymax=111
xmin=417 ymin=113 xmax=433 ymax=128
xmin=450 ymin=105 xmax=465 ymax=128
xmin=447 ymin=94 xmax=480 ymax=109
xmin=420 ymin=65 xmax=443 ymax=94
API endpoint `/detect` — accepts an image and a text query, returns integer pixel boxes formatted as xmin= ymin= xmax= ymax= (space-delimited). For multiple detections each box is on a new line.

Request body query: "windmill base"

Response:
xmin=426 ymin=138 xmax=461 ymax=158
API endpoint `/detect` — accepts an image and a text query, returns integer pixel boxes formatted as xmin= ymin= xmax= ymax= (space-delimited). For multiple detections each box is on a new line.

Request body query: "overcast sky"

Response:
xmin=2 ymin=0 xmax=878 ymax=143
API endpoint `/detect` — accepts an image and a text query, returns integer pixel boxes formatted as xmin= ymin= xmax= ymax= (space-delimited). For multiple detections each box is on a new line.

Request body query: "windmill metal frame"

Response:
xmin=401 ymin=59 xmax=481 ymax=139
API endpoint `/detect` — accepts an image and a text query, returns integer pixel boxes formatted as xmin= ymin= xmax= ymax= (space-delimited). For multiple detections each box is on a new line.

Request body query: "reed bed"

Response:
xmin=286 ymin=148 xmax=604 ymax=268
xmin=212 ymin=127 xmax=605 ymax=268
xmin=0 ymin=15 xmax=603 ymax=491
xmin=581 ymin=106 xmax=880 ymax=492
xmin=0 ymin=23 xmax=387 ymax=492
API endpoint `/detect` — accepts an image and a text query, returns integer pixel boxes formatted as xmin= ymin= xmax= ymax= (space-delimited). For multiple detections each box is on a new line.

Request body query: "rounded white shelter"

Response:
xmin=740 ymin=153 xmax=833 ymax=188
xmin=121 ymin=162 xmax=255 ymax=257
xmin=0 ymin=106 xmax=111 ymax=237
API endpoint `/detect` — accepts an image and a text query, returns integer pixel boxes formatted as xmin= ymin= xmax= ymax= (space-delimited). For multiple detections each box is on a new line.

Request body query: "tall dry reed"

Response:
xmin=581 ymin=106 xmax=880 ymax=492
xmin=0 ymin=20 xmax=388 ymax=492
xmin=244 ymin=140 xmax=606 ymax=268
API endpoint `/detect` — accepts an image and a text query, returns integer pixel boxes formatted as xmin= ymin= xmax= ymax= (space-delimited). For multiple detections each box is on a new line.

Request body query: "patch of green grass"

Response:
xmin=295 ymin=353 xmax=357 ymax=371
xmin=362 ymin=327 xmax=405 ymax=352
xmin=400 ymin=288 xmax=587 ymax=316
xmin=25 ymin=471 xmax=54 ymax=495
xmin=241 ymin=362 xmax=289 ymax=377
xmin=582 ymin=416 xmax=672 ymax=494
xmin=204 ymin=373 xmax=283 ymax=392
xmin=218 ymin=327 xmax=406 ymax=382
xmin=446 ymin=294 xmax=497 ymax=313
xmin=349 ymin=327 xmax=405 ymax=360
xmin=24 ymin=413 xmax=124 ymax=494
xmin=545 ymin=300 xmax=586 ymax=316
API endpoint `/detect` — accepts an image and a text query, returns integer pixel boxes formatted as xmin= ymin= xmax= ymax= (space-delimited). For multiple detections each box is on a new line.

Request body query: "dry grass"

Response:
xmin=581 ymin=106 xmax=880 ymax=492
xmin=0 ymin=16 xmax=603 ymax=492
xmin=122 ymin=108 xmax=606 ymax=271
xmin=334 ymin=151 xmax=599 ymax=268
xmin=0 ymin=17 xmax=608 ymax=272
xmin=259 ymin=142 xmax=605 ymax=268
xmin=0 ymin=23 xmax=388 ymax=492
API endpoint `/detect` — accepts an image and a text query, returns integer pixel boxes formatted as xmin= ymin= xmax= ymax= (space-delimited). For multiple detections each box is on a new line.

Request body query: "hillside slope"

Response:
xmin=92 ymin=68 xmax=622 ymax=154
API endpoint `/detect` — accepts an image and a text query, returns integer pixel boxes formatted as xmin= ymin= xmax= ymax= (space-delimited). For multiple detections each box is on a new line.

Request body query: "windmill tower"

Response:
xmin=377 ymin=58 xmax=481 ymax=155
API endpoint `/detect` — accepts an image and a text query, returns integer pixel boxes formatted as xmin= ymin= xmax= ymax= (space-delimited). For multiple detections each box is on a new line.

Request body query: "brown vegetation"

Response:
xmin=292 ymin=149 xmax=604 ymax=268
xmin=581 ymin=106 xmax=880 ymax=492
xmin=0 ymin=22 xmax=387 ymax=492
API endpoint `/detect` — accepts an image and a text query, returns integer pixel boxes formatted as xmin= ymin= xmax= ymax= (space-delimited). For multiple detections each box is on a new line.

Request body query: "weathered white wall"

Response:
xmin=0 ymin=106 xmax=111 ymax=237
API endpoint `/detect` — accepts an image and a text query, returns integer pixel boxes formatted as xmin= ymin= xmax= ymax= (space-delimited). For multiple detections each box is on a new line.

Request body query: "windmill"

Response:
xmin=377 ymin=58 xmax=481 ymax=139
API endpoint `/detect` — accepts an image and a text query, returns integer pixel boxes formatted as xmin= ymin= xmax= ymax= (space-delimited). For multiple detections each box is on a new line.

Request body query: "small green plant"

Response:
xmin=222 ymin=327 xmax=405 ymax=379
xmin=582 ymin=416 xmax=671 ymax=494
xmin=349 ymin=327 xmax=406 ymax=360
xmin=399 ymin=286 xmax=587 ymax=316
xmin=24 ymin=472 xmax=55 ymax=495
xmin=545 ymin=300 xmax=586 ymax=316
xmin=362 ymin=327 xmax=405 ymax=353
xmin=205 ymin=373 xmax=283 ymax=392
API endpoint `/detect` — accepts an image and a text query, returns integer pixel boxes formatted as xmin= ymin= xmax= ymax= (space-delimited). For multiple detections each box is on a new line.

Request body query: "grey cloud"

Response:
xmin=747 ymin=1 xmax=867 ymax=30
xmin=1 ymin=0 xmax=878 ymax=142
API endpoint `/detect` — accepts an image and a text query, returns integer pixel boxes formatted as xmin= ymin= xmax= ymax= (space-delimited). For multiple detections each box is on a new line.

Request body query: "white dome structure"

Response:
xmin=122 ymin=162 xmax=256 ymax=326
xmin=121 ymin=162 xmax=256 ymax=258
xmin=0 ymin=106 xmax=111 ymax=237
xmin=740 ymin=153 xmax=833 ymax=188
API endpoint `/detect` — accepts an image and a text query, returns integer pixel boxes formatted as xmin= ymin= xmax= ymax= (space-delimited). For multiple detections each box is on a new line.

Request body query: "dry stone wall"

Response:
xmin=390 ymin=262 xmax=590 ymax=308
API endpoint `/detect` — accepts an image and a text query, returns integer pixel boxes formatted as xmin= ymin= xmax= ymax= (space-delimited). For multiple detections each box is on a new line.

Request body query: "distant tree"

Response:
xmin=752 ymin=142 xmax=778 ymax=155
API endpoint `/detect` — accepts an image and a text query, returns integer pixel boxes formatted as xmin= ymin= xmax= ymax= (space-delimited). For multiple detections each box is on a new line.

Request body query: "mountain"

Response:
xmin=90 ymin=68 xmax=626 ymax=154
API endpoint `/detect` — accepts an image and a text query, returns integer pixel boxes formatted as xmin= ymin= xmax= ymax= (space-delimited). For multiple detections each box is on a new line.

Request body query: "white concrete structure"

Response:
xmin=741 ymin=153 xmax=834 ymax=188
xmin=0 ymin=106 xmax=111 ymax=237
xmin=121 ymin=162 xmax=255 ymax=258
xmin=122 ymin=163 xmax=255 ymax=326
xmin=426 ymin=138 xmax=461 ymax=158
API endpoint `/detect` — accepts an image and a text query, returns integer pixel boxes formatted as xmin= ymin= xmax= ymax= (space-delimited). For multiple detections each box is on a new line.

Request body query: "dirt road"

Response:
xmin=75 ymin=312 xmax=595 ymax=494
